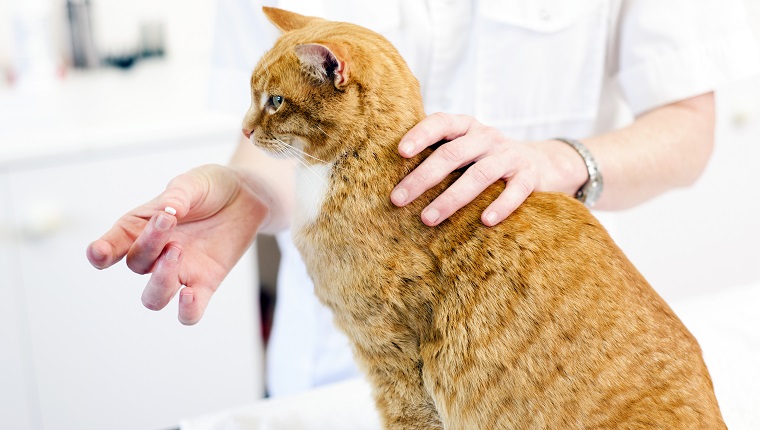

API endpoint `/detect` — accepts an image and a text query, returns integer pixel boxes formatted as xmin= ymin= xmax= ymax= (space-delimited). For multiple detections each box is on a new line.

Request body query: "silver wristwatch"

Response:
xmin=555 ymin=138 xmax=603 ymax=208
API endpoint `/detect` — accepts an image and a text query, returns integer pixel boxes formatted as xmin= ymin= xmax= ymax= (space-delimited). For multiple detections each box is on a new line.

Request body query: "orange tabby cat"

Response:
xmin=244 ymin=7 xmax=725 ymax=429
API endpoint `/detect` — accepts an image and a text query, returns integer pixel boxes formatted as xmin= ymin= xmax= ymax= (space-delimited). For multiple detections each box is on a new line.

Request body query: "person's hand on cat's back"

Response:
xmin=86 ymin=164 xmax=270 ymax=325
xmin=391 ymin=113 xmax=587 ymax=227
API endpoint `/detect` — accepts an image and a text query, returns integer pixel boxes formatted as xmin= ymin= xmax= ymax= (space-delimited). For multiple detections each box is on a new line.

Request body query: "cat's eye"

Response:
xmin=270 ymin=95 xmax=284 ymax=110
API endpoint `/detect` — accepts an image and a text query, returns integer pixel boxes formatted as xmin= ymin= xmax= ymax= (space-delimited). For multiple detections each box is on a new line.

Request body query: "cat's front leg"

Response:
xmin=354 ymin=345 xmax=443 ymax=430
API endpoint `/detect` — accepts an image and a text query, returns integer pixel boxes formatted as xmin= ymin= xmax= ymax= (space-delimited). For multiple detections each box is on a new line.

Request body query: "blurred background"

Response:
xmin=0 ymin=1 xmax=758 ymax=430
xmin=0 ymin=2 xmax=262 ymax=430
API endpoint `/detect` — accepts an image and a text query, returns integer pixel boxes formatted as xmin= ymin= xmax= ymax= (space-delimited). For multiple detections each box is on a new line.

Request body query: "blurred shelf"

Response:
xmin=0 ymin=59 xmax=242 ymax=169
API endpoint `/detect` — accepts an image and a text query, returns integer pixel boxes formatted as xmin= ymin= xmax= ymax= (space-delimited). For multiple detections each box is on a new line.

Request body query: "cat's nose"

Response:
xmin=242 ymin=127 xmax=254 ymax=139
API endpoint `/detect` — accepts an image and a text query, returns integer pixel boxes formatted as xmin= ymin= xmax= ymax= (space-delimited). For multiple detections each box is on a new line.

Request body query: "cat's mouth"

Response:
xmin=252 ymin=132 xmax=309 ymax=160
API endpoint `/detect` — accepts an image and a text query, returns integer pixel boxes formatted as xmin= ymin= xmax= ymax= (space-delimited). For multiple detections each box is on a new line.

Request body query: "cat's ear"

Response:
xmin=262 ymin=7 xmax=317 ymax=32
xmin=294 ymin=43 xmax=350 ymax=88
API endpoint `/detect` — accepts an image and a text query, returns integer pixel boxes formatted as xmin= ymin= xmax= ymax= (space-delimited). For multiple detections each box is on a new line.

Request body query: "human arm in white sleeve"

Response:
xmin=391 ymin=0 xmax=758 ymax=226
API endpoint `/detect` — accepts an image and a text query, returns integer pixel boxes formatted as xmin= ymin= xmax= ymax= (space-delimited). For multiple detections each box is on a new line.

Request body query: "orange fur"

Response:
xmin=243 ymin=8 xmax=726 ymax=429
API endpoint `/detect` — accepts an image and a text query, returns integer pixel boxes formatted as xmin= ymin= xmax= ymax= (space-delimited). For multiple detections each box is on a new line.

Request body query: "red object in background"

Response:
xmin=5 ymin=67 xmax=17 ymax=86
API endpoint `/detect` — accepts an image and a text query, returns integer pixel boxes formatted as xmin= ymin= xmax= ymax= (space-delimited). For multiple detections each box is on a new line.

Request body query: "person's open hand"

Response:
xmin=391 ymin=113 xmax=565 ymax=226
xmin=86 ymin=164 xmax=269 ymax=325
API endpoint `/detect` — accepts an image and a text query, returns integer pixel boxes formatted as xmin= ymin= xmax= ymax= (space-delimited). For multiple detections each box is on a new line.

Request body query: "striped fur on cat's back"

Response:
xmin=243 ymin=7 xmax=726 ymax=429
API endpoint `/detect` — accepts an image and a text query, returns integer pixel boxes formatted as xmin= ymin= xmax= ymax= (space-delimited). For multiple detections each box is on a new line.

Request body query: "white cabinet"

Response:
xmin=0 ymin=170 xmax=38 ymax=430
xmin=0 ymin=138 xmax=264 ymax=430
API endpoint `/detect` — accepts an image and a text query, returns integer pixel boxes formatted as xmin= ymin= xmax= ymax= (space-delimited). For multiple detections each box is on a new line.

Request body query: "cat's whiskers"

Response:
xmin=274 ymin=133 xmax=355 ymax=178
xmin=273 ymin=136 xmax=331 ymax=165
xmin=272 ymin=136 xmax=351 ymax=179
xmin=272 ymin=145 xmax=326 ymax=193
xmin=271 ymin=137 xmax=331 ymax=189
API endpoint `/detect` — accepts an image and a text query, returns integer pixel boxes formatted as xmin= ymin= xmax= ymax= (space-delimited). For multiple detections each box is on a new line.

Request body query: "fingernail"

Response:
xmin=88 ymin=243 xmax=107 ymax=267
xmin=400 ymin=140 xmax=415 ymax=157
xmin=90 ymin=245 xmax=105 ymax=261
xmin=156 ymin=213 xmax=173 ymax=231
xmin=165 ymin=246 xmax=180 ymax=262
xmin=391 ymin=187 xmax=408 ymax=205
xmin=423 ymin=208 xmax=440 ymax=224
xmin=485 ymin=211 xmax=498 ymax=226
xmin=180 ymin=291 xmax=193 ymax=305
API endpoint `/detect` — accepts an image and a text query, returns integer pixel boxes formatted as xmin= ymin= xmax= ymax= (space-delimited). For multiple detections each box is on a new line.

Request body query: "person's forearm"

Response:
xmin=230 ymin=135 xmax=295 ymax=233
xmin=532 ymin=92 xmax=715 ymax=210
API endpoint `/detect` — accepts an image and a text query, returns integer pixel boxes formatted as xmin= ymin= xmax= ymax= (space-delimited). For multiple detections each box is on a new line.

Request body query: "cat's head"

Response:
xmin=242 ymin=7 xmax=424 ymax=165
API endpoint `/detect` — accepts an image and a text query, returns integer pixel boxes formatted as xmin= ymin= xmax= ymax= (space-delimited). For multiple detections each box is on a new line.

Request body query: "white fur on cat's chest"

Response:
xmin=292 ymin=162 xmax=332 ymax=232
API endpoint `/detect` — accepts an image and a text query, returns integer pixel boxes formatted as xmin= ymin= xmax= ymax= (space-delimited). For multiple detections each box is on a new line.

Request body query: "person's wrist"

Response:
xmin=528 ymin=139 xmax=589 ymax=196
xmin=554 ymin=138 xmax=603 ymax=207
xmin=232 ymin=166 xmax=283 ymax=233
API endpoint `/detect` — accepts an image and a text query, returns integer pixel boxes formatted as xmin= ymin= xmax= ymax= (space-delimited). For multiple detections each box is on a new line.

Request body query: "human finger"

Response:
xmin=141 ymin=242 xmax=183 ymax=311
xmin=481 ymin=171 xmax=537 ymax=226
xmin=87 ymin=239 xmax=120 ymax=270
xmin=178 ymin=284 xmax=216 ymax=326
xmin=392 ymin=133 xmax=492 ymax=207
xmin=419 ymin=156 xmax=506 ymax=226
xmin=86 ymin=180 xmax=193 ymax=270
xmin=125 ymin=210 xmax=177 ymax=275
xmin=397 ymin=112 xmax=475 ymax=157
xmin=86 ymin=213 xmax=149 ymax=270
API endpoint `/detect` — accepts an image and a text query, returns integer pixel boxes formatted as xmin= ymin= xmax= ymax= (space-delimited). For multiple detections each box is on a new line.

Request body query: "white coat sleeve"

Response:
xmin=615 ymin=0 xmax=760 ymax=116
xmin=207 ymin=0 xmax=282 ymax=116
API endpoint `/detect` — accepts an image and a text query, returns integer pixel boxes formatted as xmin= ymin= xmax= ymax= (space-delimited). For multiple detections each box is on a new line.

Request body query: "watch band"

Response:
xmin=555 ymin=138 xmax=603 ymax=208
